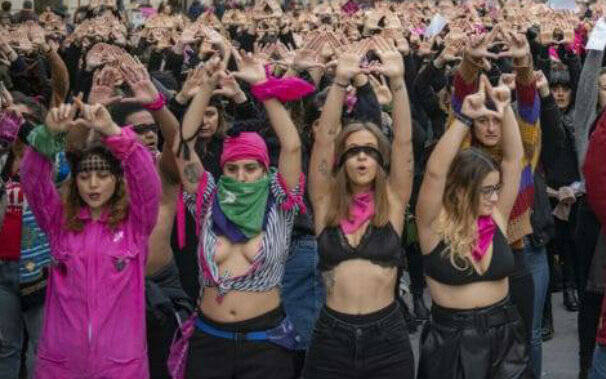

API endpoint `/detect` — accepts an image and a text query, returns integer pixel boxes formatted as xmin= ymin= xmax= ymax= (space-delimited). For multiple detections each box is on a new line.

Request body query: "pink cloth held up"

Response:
xmin=471 ymin=216 xmax=497 ymax=262
xmin=220 ymin=132 xmax=270 ymax=170
xmin=250 ymin=77 xmax=315 ymax=103
xmin=340 ymin=191 xmax=375 ymax=235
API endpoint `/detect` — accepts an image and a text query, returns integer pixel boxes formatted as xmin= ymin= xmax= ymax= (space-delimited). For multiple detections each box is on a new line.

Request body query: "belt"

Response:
xmin=432 ymin=303 xmax=520 ymax=331
xmin=195 ymin=318 xmax=270 ymax=342
xmin=195 ymin=316 xmax=299 ymax=350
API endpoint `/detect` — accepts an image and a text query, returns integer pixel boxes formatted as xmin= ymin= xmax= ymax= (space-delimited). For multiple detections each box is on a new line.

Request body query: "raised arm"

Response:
xmin=171 ymin=60 xmax=221 ymax=194
xmin=416 ymin=79 xmax=495 ymax=231
xmin=263 ymin=97 xmax=302 ymax=189
xmin=119 ymin=57 xmax=181 ymax=185
xmin=490 ymin=84 xmax=523 ymax=222
xmin=575 ymin=19 xmax=606 ymax=170
xmin=309 ymin=43 xmax=365 ymax=227
xmin=20 ymin=104 xmax=78 ymax=237
xmin=374 ymin=36 xmax=413 ymax=207
xmin=71 ymin=99 xmax=161 ymax=238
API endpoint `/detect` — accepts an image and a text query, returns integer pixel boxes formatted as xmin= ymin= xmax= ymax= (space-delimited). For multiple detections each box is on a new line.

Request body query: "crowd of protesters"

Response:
xmin=1 ymin=0 xmax=606 ymax=378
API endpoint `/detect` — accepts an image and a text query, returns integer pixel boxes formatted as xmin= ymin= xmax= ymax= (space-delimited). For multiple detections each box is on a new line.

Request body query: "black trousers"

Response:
xmin=303 ymin=302 xmax=415 ymax=379
xmin=510 ymin=249 xmax=535 ymax=345
xmin=575 ymin=198 xmax=603 ymax=372
xmin=185 ymin=307 xmax=296 ymax=379
xmin=146 ymin=261 xmax=192 ymax=379
xmin=418 ymin=297 xmax=532 ymax=379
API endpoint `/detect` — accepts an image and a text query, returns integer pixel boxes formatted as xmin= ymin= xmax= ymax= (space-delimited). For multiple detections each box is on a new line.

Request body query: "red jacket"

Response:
xmin=584 ymin=109 xmax=606 ymax=345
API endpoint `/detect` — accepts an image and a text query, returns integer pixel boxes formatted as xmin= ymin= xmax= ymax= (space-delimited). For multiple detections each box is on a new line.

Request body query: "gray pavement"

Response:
xmin=408 ymin=292 xmax=580 ymax=379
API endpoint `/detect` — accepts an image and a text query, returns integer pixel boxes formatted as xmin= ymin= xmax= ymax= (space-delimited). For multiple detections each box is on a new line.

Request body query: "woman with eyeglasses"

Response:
xmin=416 ymin=76 xmax=532 ymax=379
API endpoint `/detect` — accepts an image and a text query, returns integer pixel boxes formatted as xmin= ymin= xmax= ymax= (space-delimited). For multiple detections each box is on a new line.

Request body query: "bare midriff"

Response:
xmin=426 ymin=277 xmax=509 ymax=310
xmin=326 ymin=259 xmax=397 ymax=315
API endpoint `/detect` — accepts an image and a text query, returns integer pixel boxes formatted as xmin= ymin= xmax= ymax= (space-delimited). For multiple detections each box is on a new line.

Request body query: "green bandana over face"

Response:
xmin=217 ymin=174 xmax=270 ymax=238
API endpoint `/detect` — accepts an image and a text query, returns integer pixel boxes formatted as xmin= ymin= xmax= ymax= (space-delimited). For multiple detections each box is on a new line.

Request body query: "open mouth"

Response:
xmin=88 ymin=193 xmax=101 ymax=201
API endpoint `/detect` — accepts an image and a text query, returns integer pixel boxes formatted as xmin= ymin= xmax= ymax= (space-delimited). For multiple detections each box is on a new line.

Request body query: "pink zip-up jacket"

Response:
xmin=20 ymin=127 xmax=161 ymax=379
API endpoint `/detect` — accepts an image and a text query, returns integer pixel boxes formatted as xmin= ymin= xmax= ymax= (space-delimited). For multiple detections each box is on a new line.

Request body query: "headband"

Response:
xmin=76 ymin=154 xmax=113 ymax=173
xmin=220 ymin=132 xmax=270 ymax=170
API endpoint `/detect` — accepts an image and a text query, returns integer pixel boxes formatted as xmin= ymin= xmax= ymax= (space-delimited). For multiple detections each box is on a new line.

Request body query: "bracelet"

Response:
xmin=334 ymin=80 xmax=349 ymax=89
xmin=142 ymin=93 xmax=167 ymax=111
xmin=454 ymin=112 xmax=474 ymax=128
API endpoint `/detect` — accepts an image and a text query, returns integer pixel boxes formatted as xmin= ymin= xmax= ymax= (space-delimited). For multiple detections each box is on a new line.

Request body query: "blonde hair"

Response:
xmin=433 ymin=148 xmax=499 ymax=270
xmin=324 ymin=122 xmax=391 ymax=228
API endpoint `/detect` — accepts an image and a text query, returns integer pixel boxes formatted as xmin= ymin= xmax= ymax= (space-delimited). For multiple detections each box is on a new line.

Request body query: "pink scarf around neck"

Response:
xmin=340 ymin=191 xmax=375 ymax=235
xmin=472 ymin=216 xmax=497 ymax=262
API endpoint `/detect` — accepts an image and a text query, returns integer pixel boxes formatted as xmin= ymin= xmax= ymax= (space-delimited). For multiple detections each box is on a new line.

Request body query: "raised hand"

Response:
xmin=45 ymin=103 xmax=78 ymax=134
xmin=72 ymin=97 xmax=120 ymax=136
xmin=369 ymin=74 xmax=393 ymax=106
xmin=499 ymin=31 xmax=530 ymax=61
xmin=466 ymin=31 xmax=498 ymax=71
xmin=372 ymin=36 xmax=404 ymax=79
xmin=89 ymin=68 xmax=123 ymax=106
xmin=483 ymin=75 xmax=511 ymax=115
xmin=460 ymin=76 xmax=501 ymax=120
xmin=118 ymin=56 xmax=159 ymax=105
xmin=231 ymin=49 xmax=267 ymax=85
xmin=333 ymin=41 xmax=367 ymax=83
xmin=177 ymin=67 xmax=207 ymax=102
xmin=212 ymin=72 xmax=246 ymax=101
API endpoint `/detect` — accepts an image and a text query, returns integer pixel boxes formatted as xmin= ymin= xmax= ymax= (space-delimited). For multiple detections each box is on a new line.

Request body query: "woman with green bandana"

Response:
xmin=170 ymin=53 xmax=305 ymax=379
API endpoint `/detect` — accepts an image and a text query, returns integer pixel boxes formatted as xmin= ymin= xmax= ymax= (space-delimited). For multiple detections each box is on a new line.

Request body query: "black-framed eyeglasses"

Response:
xmin=479 ymin=183 xmax=502 ymax=198
xmin=132 ymin=123 xmax=158 ymax=135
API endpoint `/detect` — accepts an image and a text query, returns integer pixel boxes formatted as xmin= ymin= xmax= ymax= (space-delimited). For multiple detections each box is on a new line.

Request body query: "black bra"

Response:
xmin=422 ymin=226 xmax=515 ymax=286
xmin=317 ymin=223 xmax=403 ymax=272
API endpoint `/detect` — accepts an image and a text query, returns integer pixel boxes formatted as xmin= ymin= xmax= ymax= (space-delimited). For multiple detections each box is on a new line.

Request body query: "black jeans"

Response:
xmin=303 ymin=302 xmax=415 ymax=379
xmin=575 ymin=198 xmax=603 ymax=372
xmin=185 ymin=307 xmax=296 ymax=379
xmin=510 ymin=248 xmax=535 ymax=345
xmin=419 ymin=296 xmax=532 ymax=379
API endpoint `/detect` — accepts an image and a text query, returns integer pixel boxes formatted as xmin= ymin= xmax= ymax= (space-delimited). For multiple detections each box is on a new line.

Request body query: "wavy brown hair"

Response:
xmin=63 ymin=175 xmax=129 ymax=232
xmin=324 ymin=122 xmax=391 ymax=228
xmin=433 ymin=148 xmax=500 ymax=270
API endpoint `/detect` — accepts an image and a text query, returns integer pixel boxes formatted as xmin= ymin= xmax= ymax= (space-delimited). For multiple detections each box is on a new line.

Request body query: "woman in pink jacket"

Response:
xmin=20 ymin=100 xmax=161 ymax=379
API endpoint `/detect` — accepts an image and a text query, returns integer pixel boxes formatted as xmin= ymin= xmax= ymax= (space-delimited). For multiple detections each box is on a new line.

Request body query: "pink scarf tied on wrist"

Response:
xmin=340 ymin=191 xmax=375 ymax=235
xmin=471 ymin=216 xmax=497 ymax=262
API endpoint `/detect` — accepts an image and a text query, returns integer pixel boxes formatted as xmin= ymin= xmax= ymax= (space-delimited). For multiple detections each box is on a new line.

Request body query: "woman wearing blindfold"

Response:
xmin=305 ymin=36 xmax=415 ymax=379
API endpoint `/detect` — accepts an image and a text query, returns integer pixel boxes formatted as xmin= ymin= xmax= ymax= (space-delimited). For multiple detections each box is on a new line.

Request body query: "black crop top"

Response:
xmin=422 ymin=226 xmax=515 ymax=285
xmin=317 ymin=223 xmax=403 ymax=272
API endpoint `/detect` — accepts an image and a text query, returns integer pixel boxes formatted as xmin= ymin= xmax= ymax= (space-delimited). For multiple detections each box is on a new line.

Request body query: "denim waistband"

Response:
xmin=319 ymin=301 xmax=401 ymax=334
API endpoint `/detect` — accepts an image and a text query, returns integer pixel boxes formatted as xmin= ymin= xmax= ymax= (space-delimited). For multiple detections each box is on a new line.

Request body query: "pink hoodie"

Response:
xmin=20 ymin=127 xmax=161 ymax=379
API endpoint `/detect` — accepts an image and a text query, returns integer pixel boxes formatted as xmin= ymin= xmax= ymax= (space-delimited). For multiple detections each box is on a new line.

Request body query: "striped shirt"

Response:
xmin=185 ymin=169 xmax=303 ymax=299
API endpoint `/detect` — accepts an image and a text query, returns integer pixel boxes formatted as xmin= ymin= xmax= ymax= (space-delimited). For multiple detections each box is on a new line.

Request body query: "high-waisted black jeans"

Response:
xmin=303 ymin=302 xmax=415 ymax=379
xmin=418 ymin=296 xmax=533 ymax=379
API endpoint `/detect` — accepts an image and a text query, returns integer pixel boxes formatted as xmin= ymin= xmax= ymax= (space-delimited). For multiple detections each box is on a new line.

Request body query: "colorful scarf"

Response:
xmin=340 ymin=191 xmax=375 ymax=235
xmin=214 ymin=175 xmax=270 ymax=241
xmin=472 ymin=216 xmax=497 ymax=262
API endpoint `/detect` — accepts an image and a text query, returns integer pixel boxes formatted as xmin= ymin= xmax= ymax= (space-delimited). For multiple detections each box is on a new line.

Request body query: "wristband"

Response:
xmin=454 ymin=112 xmax=474 ymax=128
xmin=142 ymin=93 xmax=167 ymax=111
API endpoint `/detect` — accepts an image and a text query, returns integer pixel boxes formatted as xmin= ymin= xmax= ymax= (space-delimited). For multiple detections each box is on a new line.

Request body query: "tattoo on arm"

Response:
xmin=322 ymin=270 xmax=335 ymax=296
xmin=318 ymin=159 xmax=330 ymax=177
xmin=183 ymin=163 xmax=201 ymax=184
